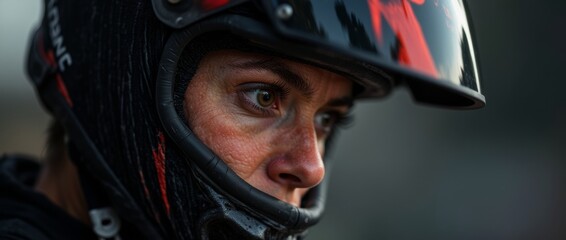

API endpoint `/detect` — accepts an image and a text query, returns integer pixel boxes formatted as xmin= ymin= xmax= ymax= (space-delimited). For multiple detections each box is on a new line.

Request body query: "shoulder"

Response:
xmin=0 ymin=154 xmax=49 ymax=239
xmin=0 ymin=154 xmax=94 ymax=240
xmin=0 ymin=219 xmax=50 ymax=240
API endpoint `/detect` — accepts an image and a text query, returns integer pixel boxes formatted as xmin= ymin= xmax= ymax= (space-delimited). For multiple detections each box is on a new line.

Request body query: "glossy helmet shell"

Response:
xmin=153 ymin=0 xmax=484 ymax=108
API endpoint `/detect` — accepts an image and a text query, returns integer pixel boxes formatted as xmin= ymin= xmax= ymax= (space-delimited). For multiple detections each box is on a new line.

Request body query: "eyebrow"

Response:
xmin=327 ymin=96 xmax=354 ymax=109
xmin=230 ymin=58 xmax=354 ymax=109
xmin=229 ymin=58 xmax=315 ymax=99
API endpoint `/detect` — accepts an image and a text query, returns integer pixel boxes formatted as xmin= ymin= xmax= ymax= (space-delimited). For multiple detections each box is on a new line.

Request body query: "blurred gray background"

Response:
xmin=1 ymin=1 xmax=564 ymax=240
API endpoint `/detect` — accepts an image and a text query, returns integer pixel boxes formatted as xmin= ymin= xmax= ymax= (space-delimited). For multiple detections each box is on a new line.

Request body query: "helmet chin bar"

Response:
xmin=197 ymin=181 xmax=310 ymax=240
xmin=156 ymin=14 xmax=326 ymax=238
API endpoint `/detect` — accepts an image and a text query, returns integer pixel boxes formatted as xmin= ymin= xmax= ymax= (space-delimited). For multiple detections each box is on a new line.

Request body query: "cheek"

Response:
xmin=184 ymin=80 xmax=270 ymax=180
xmin=196 ymin=118 xmax=266 ymax=180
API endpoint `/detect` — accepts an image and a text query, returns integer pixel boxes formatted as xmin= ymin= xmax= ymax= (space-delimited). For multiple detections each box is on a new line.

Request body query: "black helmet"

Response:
xmin=27 ymin=0 xmax=483 ymax=239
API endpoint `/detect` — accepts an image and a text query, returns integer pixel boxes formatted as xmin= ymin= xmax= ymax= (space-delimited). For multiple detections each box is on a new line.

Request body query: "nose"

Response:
xmin=266 ymin=124 xmax=325 ymax=189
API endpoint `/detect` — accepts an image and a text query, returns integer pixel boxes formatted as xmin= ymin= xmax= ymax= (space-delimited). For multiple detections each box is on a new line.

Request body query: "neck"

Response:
xmin=35 ymin=150 xmax=91 ymax=225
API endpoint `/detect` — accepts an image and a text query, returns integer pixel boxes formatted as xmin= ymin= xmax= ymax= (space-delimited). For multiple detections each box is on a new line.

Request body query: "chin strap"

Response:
xmin=74 ymin=141 xmax=122 ymax=240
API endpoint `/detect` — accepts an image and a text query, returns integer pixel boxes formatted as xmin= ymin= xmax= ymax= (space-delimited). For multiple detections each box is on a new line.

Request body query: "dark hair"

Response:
xmin=44 ymin=120 xmax=66 ymax=166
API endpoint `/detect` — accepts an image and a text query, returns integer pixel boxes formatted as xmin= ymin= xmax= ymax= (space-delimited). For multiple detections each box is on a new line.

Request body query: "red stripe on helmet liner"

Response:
xmin=46 ymin=50 xmax=57 ymax=68
xmin=55 ymin=74 xmax=73 ymax=107
xmin=37 ymin=32 xmax=57 ymax=69
xmin=201 ymin=0 xmax=230 ymax=11
xmin=39 ymin=31 xmax=73 ymax=107
xmin=152 ymin=131 xmax=171 ymax=216
xmin=139 ymin=169 xmax=162 ymax=224
xmin=368 ymin=0 xmax=438 ymax=78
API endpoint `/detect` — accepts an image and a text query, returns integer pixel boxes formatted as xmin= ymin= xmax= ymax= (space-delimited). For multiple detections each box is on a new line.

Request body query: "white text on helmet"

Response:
xmin=47 ymin=0 xmax=73 ymax=72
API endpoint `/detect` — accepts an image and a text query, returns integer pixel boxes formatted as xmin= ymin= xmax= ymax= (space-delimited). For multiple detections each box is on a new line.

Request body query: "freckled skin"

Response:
xmin=184 ymin=50 xmax=352 ymax=207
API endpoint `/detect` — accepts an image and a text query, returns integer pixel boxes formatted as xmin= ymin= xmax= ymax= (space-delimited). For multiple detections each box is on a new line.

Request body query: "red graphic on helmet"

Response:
xmin=368 ymin=0 xmax=438 ymax=78
xmin=152 ymin=131 xmax=170 ymax=215
xmin=201 ymin=0 xmax=230 ymax=11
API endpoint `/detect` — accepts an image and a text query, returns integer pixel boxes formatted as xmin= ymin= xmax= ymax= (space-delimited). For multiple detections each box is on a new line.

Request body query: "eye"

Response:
xmin=314 ymin=111 xmax=352 ymax=137
xmin=314 ymin=112 xmax=338 ymax=136
xmin=243 ymin=88 xmax=278 ymax=110
xmin=256 ymin=89 xmax=275 ymax=108
xmin=315 ymin=112 xmax=335 ymax=129
xmin=238 ymin=83 xmax=287 ymax=116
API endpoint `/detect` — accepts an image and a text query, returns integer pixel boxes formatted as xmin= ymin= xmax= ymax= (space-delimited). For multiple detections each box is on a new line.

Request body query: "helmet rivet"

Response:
xmin=276 ymin=4 xmax=294 ymax=20
xmin=168 ymin=0 xmax=181 ymax=4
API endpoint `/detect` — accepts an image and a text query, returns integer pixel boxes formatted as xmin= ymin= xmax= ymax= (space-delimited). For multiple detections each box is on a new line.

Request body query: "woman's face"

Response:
xmin=184 ymin=50 xmax=353 ymax=207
